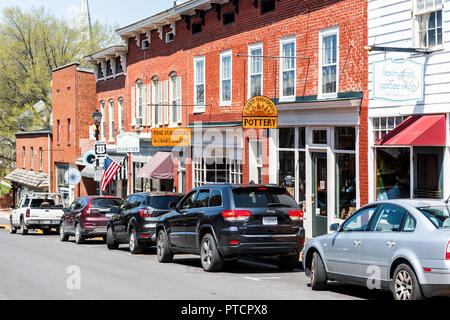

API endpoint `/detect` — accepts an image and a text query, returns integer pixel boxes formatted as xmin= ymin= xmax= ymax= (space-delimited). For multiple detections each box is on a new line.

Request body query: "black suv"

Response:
xmin=155 ymin=184 xmax=305 ymax=272
xmin=106 ymin=192 xmax=184 ymax=254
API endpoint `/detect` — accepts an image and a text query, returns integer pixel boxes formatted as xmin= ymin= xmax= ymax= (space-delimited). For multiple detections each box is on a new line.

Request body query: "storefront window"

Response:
xmin=335 ymin=127 xmax=355 ymax=150
xmin=336 ymin=153 xmax=356 ymax=220
xmin=312 ymin=130 xmax=327 ymax=145
xmin=193 ymin=157 xmax=242 ymax=187
xmin=298 ymin=127 xmax=306 ymax=148
xmin=279 ymin=128 xmax=295 ymax=149
xmin=279 ymin=151 xmax=295 ymax=198
xmin=376 ymin=148 xmax=410 ymax=200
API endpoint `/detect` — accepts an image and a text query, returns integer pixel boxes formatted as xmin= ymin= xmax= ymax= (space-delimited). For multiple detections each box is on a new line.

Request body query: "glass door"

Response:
xmin=312 ymin=152 xmax=328 ymax=237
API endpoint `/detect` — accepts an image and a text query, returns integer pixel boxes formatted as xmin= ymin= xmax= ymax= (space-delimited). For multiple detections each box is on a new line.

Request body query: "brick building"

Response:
xmin=79 ymin=0 xmax=369 ymax=238
xmin=6 ymin=129 xmax=53 ymax=204
xmin=51 ymin=63 xmax=98 ymax=205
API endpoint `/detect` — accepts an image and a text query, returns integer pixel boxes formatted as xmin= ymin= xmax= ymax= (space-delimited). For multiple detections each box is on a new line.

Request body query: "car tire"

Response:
xmin=9 ymin=218 xmax=16 ymax=234
xmin=60 ymin=223 xmax=69 ymax=242
xmin=392 ymin=263 xmax=423 ymax=300
xmin=106 ymin=227 xmax=119 ymax=250
xmin=75 ymin=224 xmax=85 ymax=244
xmin=20 ymin=218 xmax=28 ymax=236
xmin=310 ymin=252 xmax=327 ymax=290
xmin=156 ymin=230 xmax=173 ymax=263
xmin=200 ymin=234 xmax=224 ymax=272
xmin=277 ymin=253 xmax=300 ymax=271
xmin=42 ymin=229 xmax=51 ymax=235
xmin=129 ymin=228 xmax=142 ymax=255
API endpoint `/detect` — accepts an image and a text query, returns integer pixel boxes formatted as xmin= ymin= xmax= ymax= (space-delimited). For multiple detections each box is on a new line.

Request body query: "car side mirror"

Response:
xmin=62 ymin=208 xmax=68 ymax=213
xmin=330 ymin=223 xmax=340 ymax=232
xmin=169 ymin=202 xmax=177 ymax=211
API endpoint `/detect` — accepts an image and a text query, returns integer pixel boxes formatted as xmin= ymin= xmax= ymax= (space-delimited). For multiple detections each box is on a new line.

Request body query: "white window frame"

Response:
xmin=170 ymin=76 xmax=182 ymax=126
xmin=166 ymin=31 xmax=174 ymax=43
xmin=30 ymin=147 xmax=34 ymax=170
xmin=136 ymin=80 xmax=144 ymax=120
xmin=152 ymin=80 xmax=159 ymax=127
xmin=220 ymin=50 xmax=232 ymax=106
xmin=413 ymin=0 xmax=444 ymax=49
xmin=194 ymin=56 xmax=205 ymax=113
xmin=318 ymin=26 xmax=339 ymax=99
xmin=279 ymin=36 xmax=297 ymax=102
xmin=108 ymin=100 xmax=115 ymax=142
xmin=248 ymin=42 xmax=263 ymax=99
xmin=100 ymin=101 xmax=106 ymax=141
xmin=158 ymin=81 xmax=163 ymax=126
xmin=146 ymin=85 xmax=151 ymax=126
xmin=163 ymin=80 xmax=169 ymax=125
xmin=118 ymin=98 xmax=124 ymax=132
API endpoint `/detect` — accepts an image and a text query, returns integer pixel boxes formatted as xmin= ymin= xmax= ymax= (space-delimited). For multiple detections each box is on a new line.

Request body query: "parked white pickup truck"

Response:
xmin=10 ymin=193 xmax=65 ymax=235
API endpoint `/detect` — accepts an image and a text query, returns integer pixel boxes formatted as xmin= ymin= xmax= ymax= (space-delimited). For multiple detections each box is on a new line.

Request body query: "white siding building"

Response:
xmin=368 ymin=0 xmax=450 ymax=202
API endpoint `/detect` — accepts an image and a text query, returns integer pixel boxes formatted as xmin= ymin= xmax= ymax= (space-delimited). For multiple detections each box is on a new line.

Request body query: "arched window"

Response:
xmin=136 ymin=80 xmax=143 ymax=119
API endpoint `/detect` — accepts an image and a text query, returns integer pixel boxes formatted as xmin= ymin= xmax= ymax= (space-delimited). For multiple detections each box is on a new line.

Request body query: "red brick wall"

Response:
xmin=16 ymin=134 xmax=51 ymax=174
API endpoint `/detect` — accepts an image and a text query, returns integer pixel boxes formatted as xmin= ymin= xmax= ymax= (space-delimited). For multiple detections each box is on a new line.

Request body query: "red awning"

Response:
xmin=375 ymin=114 xmax=446 ymax=146
xmin=137 ymin=152 xmax=174 ymax=180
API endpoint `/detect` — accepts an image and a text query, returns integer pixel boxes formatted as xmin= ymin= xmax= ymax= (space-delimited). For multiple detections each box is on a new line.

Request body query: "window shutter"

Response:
xmin=158 ymin=82 xmax=163 ymax=125
xmin=147 ymin=85 xmax=151 ymax=125
xmin=163 ymin=81 xmax=169 ymax=125
xmin=169 ymin=78 xmax=174 ymax=125
xmin=176 ymin=77 xmax=182 ymax=123
xmin=131 ymin=86 xmax=135 ymax=125
xmin=142 ymin=85 xmax=147 ymax=123
xmin=152 ymin=83 xmax=156 ymax=127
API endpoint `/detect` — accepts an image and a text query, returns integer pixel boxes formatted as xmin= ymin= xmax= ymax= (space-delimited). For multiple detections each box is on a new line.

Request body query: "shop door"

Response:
xmin=312 ymin=152 xmax=328 ymax=237
xmin=414 ymin=147 xmax=443 ymax=199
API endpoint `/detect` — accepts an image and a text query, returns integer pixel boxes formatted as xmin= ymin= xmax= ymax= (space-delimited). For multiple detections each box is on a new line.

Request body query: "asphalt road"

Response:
xmin=0 ymin=224 xmax=395 ymax=300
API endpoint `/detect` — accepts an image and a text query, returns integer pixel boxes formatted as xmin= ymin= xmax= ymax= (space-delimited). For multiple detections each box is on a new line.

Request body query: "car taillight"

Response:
xmin=446 ymin=241 xmax=450 ymax=260
xmin=26 ymin=209 xmax=30 ymax=218
xmin=222 ymin=210 xmax=252 ymax=222
xmin=289 ymin=210 xmax=304 ymax=221
xmin=139 ymin=209 xmax=153 ymax=218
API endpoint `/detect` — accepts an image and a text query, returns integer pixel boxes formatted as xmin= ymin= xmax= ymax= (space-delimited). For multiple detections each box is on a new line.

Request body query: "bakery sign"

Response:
xmin=373 ymin=58 xmax=424 ymax=102
xmin=243 ymin=96 xmax=278 ymax=129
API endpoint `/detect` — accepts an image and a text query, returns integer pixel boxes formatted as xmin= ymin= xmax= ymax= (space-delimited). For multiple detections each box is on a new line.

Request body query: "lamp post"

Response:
xmin=92 ymin=110 xmax=103 ymax=195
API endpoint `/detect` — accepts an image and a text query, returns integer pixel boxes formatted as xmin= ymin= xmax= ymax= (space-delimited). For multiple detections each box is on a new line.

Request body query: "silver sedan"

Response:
xmin=302 ymin=199 xmax=450 ymax=300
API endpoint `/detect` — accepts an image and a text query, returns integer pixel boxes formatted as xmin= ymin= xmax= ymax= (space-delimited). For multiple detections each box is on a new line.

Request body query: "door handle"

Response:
xmin=353 ymin=240 xmax=361 ymax=247
xmin=387 ymin=241 xmax=396 ymax=247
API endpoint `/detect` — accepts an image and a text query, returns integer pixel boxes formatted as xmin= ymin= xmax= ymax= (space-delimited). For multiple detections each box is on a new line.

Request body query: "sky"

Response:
xmin=0 ymin=0 xmax=184 ymax=28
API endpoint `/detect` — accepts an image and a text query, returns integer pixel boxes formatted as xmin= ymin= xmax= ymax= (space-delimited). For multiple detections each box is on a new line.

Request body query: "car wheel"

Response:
xmin=392 ymin=264 xmax=423 ymax=300
xmin=20 ymin=218 xmax=28 ymax=235
xmin=60 ymin=223 xmax=69 ymax=242
xmin=129 ymin=228 xmax=142 ymax=254
xmin=106 ymin=227 xmax=119 ymax=250
xmin=75 ymin=224 xmax=85 ymax=244
xmin=277 ymin=253 xmax=300 ymax=271
xmin=310 ymin=252 xmax=327 ymax=290
xmin=156 ymin=230 xmax=173 ymax=263
xmin=200 ymin=234 xmax=224 ymax=272
xmin=9 ymin=218 xmax=16 ymax=234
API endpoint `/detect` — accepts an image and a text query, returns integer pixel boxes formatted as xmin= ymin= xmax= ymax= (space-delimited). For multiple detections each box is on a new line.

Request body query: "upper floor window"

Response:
xmin=249 ymin=43 xmax=263 ymax=98
xmin=57 ymin=120 xmax=61 ymax=144
xmin=22 ymin=147 xmax=25 ymax=168
xmin=414 ymin=0 xmax=443 ymax=48
xmin=194 ymin=56 xmax=205 ymax=112
xmin=192 ymin=22 xmax=202 ymax=34
xmin=170 ymin=73 xmax=182 ymax=125
xmin=220 ymin=50 xmax=232 ymax=105
xmin=100 ymin=101 xmax=106 ymax=140
xmin=136 ymin=80 xmax=144 ymax=119
xmin=118 ymin=98 xmax=124 ymax=131
xmin=108 ymin=100 xmax=115 ymax=140
xmin=261 ymin=0 xmax=276 ymax=14
xmin=30 ymin=147 xmax=34 ymax=170
xmin=280 ymin=37 xmax=296 ymax=101
xmin=166 ymin=32 xmax=174 ymax=43
xmin=319 ymin=26 xmax=339 ymax=98
xmin=106 ymin=60 xmax=113 ymax=76
xmin=39 ymin=148 xmax=43 ymax=172
xmin=142 ymin=39 xmax=150 ymax=49
xmin=116 ymin=56 xmax=123 ymax=74
xmin=67 ymin=118 xmax=71 ymax=145
xmin=98 ymin=63 xmax=104 ymax=78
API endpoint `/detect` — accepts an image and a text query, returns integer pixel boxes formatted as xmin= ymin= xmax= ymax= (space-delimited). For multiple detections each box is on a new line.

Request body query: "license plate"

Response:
xmin=263 ymin=217 xmax=278 ymax=226
xmin=42 ymin=221 xmax=51 ymax=224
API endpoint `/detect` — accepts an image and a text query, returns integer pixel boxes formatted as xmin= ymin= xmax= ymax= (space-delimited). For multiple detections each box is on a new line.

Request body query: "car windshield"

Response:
xmin=233 ymin=188 xmax=298 ymax=208
xmin=417 ymin=206 xmax=450 ymax=229
xmin=30 ymin=199 xmax=56 ymax=208
xmin=148 ymin=195 xmax=182 ymax=210
xmin=91 ymin=198 xmax=121 ymax=209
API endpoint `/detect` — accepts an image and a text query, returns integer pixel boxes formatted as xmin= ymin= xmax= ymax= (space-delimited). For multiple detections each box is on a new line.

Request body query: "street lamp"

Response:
xmin=92 ymin=110 xmax=102 ymax=141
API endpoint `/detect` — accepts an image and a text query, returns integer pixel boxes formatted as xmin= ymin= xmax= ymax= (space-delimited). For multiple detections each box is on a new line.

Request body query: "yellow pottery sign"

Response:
xmin=152 ymin=128 xmax=192 ymax=147
xmin=243 ymin=96 xmax=278 ymax=129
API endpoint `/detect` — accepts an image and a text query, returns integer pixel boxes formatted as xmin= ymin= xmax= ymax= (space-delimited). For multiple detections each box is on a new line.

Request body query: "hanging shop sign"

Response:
xmin=151 ymin=128 xmax=192 ymax=147
xmin=373 ymin=58 xmax=424 ymax=102
xmin=243 ymin=96 xmax=278 ymax=129
xmin=117 ymin=132 xmax=140 ymax=153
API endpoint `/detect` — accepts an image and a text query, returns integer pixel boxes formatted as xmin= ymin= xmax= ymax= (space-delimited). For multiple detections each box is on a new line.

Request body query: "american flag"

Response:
xmin=101 ymin=156 xmax=122 ymax=192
